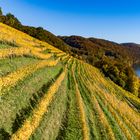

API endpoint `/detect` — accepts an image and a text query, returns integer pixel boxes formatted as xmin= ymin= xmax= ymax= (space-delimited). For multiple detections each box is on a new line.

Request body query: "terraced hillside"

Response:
xmin=0 ymin=23 xmax=140 ymax=140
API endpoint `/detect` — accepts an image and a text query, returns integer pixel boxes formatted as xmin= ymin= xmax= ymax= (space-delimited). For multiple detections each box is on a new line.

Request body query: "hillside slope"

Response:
xmin=0 ymin=23 xmax=140 ymax=140
xmin=59 ymin=36 xmax=140 ymax=96
xmin=0 ymin=13 xmax=70 ymax=52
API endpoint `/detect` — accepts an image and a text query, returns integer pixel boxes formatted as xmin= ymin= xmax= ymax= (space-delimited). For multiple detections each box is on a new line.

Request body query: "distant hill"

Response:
xmin=122 ymin=43 xmax=140 ymax=48
xmin=59 ymin=36 xmax=131 ymax=63
xmin=121 ymin=43 xmax=140 ymax=64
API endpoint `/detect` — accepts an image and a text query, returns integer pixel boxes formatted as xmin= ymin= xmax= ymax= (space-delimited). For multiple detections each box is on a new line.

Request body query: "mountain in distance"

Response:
xmin=121 ymin=43 xmax=140 ymax=64
xmin=122 ymin=43 xmax=140 ymax=48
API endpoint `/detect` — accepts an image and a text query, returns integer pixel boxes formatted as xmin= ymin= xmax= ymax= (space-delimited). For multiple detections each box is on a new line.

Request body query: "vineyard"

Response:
xmin=0 ymin=23 xmax=140 ymax=140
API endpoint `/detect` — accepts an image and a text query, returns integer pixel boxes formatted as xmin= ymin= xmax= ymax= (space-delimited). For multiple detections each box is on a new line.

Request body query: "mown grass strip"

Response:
xmin=75 ymin=62 xmax=109 ymax=140
xmin=0 ymin=57 xmax=39 ymax=77
xmin=72 ymin=61 xmax=90 ymax=140
xmin=11 ymin=67 xmax=67 ymax=140
xmin=56 ymin=60 xmax=84 ymax=140
xmin=77 ymin=62 xmax=125 ymax=139
xmin=1 ymin=59 xmax=59 ymax=94
xmin=30 ymin=75 xmax=68 ymax=140
xmin=86 ymin=63 xmax=140 ymax=131
xmin=92 ymin=95 xmax=116 ymax=140
xmin=0 ymin=64 xmax=63 ymax=135
xmin=11 ymin=67 xmax=63 ymax=134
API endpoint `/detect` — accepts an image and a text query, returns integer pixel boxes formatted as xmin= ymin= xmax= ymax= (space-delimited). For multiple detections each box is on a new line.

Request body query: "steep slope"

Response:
xmin=59 ymin=36 xmax=140 ymax=96
xmin=0 ymin=13 xmax=70 ymax=52
xmin=0 ymin=23 xmax=140 ymax=140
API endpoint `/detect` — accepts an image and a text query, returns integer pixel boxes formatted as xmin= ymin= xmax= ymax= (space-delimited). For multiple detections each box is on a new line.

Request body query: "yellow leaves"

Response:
xmin=0 ymin=47 xmax=31 ymax=58
xmin=0 ymin=47 xmax=53 ymax=60
xmin=75 ymin=88 xmax=89 ymax=140
xmin=11 ymin=67 xmax=66 ymax=140
xmin=31 ymin=50 xmax=52 ymax=59
xmin=0 ymin=23 xmax=63 ymax=53
xmin=56 ymin=52 xmax=66 ymax=57
xmin=76 ymin=61 xmax=140 ymax=139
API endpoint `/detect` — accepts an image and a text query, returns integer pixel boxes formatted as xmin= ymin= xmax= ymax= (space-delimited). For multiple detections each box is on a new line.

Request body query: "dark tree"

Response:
xmin=0 ymin=128 xmax=11 ymax=140
xmin=5 ymin=13 xmax=21 ymax=26
xmin=0 ymin=7 xmax=3 ymax=15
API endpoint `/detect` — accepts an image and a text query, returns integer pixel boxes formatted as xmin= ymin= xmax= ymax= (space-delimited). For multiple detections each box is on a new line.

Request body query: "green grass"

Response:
xmin=30 ymin=74 xmax=68 ymax=140
xmin=0 ymin=56 xmax=40 ymax=77
xmin=0 ymin=63 xmax=63 ymax=134
xmin=1 ymin=23 xmax=140 ymax=140
xmin=0 ymin=54 xmax=140 ymax=140
xmin=55 ymin=62 xmax=83 ymax=140
xmin=0 ymin=41 xmax=18 ymax=49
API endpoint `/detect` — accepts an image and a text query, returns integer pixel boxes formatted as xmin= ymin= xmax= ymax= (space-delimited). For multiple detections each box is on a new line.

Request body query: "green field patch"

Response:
xmin=0 ymin=40 xmax=19 ymax=49
xmin=0 ymin=63 xmax=62 ymax=134
xmin=30 ymin=74 xmax=67 ymax=140
xmin=0 ymin=56 xmax=40 ymax=77
xmin=56 ymin=66 xmax=83 ymax=140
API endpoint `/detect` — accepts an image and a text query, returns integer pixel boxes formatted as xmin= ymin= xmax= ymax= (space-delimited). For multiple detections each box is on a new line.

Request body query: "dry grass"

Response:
xmin=0 ymin=23 xmax=62 ymax=53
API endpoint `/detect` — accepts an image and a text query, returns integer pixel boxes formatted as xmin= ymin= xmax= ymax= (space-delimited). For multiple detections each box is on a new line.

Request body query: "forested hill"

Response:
xmin=121 ymin=43 xmax=140 ymax=64
xmin=59 ymin=36 xmax=131 ymax=63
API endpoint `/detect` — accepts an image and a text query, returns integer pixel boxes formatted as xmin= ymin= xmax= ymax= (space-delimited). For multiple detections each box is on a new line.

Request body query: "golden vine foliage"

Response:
xmin=0 ymin=23 xmax=63 ymax=53
xmin=0 ymin=48 xmax=31 ymax=58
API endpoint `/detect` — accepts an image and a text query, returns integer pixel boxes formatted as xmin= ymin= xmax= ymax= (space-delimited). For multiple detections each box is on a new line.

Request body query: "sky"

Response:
xmin=0 ymin=0 xmax=140 ymax=43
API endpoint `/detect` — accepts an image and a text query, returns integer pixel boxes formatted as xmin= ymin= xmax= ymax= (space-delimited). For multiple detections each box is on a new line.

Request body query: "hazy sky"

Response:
xmin=0 ymin=0 xmax=140 ymax=43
